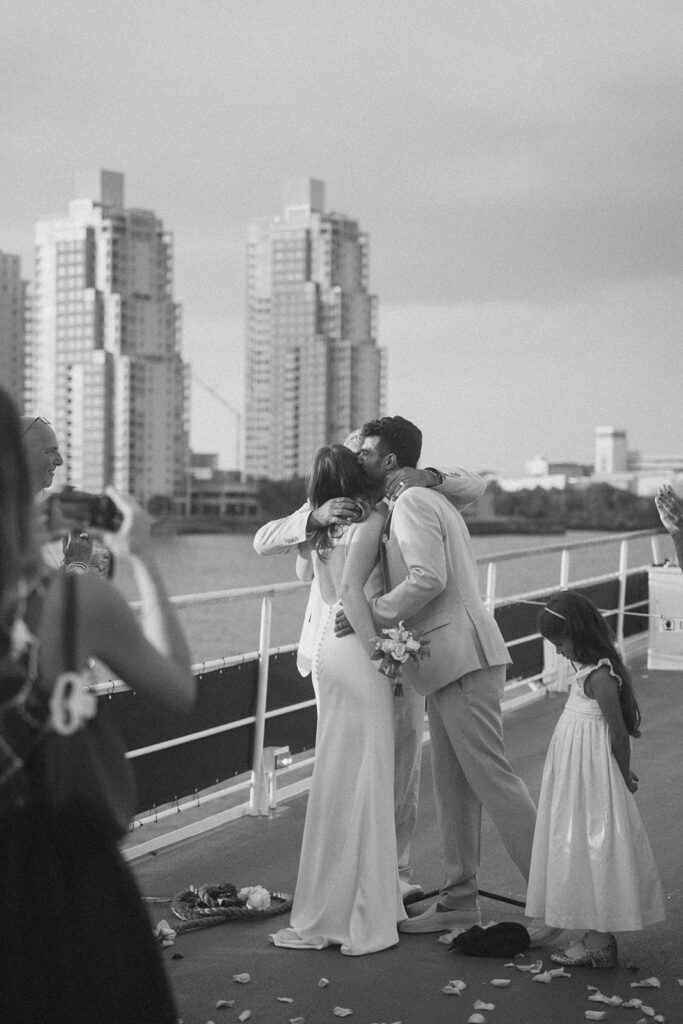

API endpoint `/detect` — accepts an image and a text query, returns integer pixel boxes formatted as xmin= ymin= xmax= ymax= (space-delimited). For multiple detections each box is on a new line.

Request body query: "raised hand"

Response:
xmin=655 ymin=484 xmax=683 ymax=536
xmin=103 ymin=486 xmax=152 ymax=558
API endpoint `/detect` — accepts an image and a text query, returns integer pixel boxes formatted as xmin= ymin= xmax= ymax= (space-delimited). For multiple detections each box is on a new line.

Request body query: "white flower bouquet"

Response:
xmin=370 ymin=621 xmax=430 ymax=695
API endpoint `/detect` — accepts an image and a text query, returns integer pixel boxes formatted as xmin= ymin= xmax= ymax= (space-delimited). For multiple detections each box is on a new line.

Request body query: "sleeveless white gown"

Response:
xmin=525 ymin=659 xmax=665 ymax=932
xmin=271 ymin=523 xmax=406 ymax=955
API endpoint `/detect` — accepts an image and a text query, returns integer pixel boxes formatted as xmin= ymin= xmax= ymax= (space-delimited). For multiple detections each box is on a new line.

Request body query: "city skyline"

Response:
xmin=2 ymin=2 xmax=682 ymax=474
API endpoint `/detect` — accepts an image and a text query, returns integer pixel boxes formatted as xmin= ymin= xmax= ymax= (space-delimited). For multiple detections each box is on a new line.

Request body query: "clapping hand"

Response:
xmin=626 ymin=771 xmax=639 ymax=794
xmin=655 ymin=484 xmax=683 ymax=536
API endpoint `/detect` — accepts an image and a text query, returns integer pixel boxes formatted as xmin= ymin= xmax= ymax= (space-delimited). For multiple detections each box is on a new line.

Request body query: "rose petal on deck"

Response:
xmin=318 ymin=978 xmax=330 ymax=987
xmin=631 ymin=978 xmax=660 ymax=988
xmin=548 ymin=967 xmax=571 ymax=979
xmin=238 ymin=1014 xmax=251 ymax=1023
xmin=332 ymin=1008 xmax=353 ymax=1017
xmin=532 ymin=971 xmax=552 ymax=984
xmin=653 ymin=1016 xmax=665 ymax=1023
xmin=640 ymin=1007 xmax=655 ymax=1017
xmin=584 ymin=1013 xmax=607 ymax=1021
xmin=473 ymin=1000 xmax=495 ymax=1010
xmin=233 ymin=973 xmax=251 ymax=984
xmin=277 ymin=997 xmax=294 ymax=1003
xmin=215 ymin=1000 xmax=235 ymax=1009
xmin=490 ymin=979 xmax=511 ymax=987
xmin=587 ymin=988 xmax=623 ymax=1005
xmin=289 ymin=1018 xmax=305 ymax=1024
xmin=467 ymin=1015 xmax=487 ymax=1024
xmin=442 ymin=979 xmax=467 ymax=995
xmin=506 ymin=959 xmax=543 ymax=973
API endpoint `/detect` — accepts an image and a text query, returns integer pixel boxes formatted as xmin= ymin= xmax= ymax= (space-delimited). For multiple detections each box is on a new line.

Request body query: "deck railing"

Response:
xmin=104 ymin=528 xmax=666 ymax=843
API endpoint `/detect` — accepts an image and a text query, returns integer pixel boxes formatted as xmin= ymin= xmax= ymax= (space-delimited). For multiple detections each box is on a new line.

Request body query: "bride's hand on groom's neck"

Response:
xmin=308 ymin=497 xmax=362 ymax=530
xmin=385 ymin=467 xmax=438 ymax=502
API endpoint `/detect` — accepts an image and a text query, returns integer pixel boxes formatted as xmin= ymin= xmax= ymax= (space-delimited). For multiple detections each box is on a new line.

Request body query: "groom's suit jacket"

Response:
xmin=370 ymin=487 xmax=511 ymax=696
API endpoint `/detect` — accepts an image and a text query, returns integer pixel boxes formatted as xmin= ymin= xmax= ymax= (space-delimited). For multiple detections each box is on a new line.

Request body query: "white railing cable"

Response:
xmin=118 ymin=529 xmax=663 ymax=815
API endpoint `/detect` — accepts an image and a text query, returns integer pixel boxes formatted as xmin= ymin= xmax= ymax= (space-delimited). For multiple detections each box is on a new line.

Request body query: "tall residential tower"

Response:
xmin=0 ymin=251 xmax=29 ymax=408
xmin=28 ymin=171 xmax=189 ymax=504
xmin=245 ymin=180 xmax=386 ymax=479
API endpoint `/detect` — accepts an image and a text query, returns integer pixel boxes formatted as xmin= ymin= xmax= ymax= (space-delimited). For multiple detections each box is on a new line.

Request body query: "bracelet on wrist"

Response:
xmin=63 ymin=560 xmax=89 ymax=575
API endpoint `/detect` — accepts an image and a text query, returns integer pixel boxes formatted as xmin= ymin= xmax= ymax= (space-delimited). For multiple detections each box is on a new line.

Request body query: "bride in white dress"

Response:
xmin=271 ymin=444 xmax=406 ymax=955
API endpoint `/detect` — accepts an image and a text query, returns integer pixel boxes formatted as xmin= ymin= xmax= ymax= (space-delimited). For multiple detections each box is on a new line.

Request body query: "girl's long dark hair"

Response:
xmin=306 ymin=444 xmax=370 ymax=558
xmin=539 ymin=590 xmax=641 ymax=737
xmin=0 ymin=387 xmax=41 ymax=655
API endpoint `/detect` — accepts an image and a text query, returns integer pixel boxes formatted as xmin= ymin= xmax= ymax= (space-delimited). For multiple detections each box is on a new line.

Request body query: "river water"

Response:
xmin=112 ymin=529 xmax=663 ymax=663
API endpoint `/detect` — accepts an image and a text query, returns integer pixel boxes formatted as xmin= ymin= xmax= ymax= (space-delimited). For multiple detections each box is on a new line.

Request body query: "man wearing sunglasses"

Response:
xmin=19 ymin=415 xmax=64 ymax=494
xmin=19 ymin=415 xmax=93 ymax=574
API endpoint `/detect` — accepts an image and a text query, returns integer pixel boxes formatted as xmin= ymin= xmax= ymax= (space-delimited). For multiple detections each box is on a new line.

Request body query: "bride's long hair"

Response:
xmin=306 ymin=444 xmax=371 ymax=558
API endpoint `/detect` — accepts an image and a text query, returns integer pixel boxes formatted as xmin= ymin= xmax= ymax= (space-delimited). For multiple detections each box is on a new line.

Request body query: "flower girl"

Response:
xmin=525 ymin=591 xmax=665 ymax=967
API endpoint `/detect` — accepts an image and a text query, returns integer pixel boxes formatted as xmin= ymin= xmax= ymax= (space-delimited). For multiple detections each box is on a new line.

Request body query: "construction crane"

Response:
xmin=192 ymin=374 xmax=243 ymax=475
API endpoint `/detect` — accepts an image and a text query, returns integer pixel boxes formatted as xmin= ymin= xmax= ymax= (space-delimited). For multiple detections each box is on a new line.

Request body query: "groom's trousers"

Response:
xmin=426 ymin=663 xmax=537 ymax=908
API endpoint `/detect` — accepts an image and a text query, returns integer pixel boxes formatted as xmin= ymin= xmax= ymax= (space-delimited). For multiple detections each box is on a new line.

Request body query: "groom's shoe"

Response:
xmin=399 ymin=902 xmax=481 ymax=934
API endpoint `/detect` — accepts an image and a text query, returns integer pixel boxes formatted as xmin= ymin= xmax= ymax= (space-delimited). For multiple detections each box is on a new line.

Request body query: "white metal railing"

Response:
xmin=116 ymin=528 xmax=664 ymax=827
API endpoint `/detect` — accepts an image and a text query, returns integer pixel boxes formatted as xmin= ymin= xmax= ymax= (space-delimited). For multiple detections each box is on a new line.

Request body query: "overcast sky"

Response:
xmin=2 ymin=0 xmax=682 ymax=473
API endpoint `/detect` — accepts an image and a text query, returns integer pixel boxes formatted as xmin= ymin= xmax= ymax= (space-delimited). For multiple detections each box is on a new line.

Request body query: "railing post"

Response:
xmin=617 ymin=539 xmax=628 ymax=648
xmin=559 ymin=548 xmax=570 ymax=589
xmin=249 ymin=594 xmax=273 ymax=815
xmin=485 ymin=561 xmax=497 ymax=613
xmin=650 ymin=534 xmax=662 ymax=565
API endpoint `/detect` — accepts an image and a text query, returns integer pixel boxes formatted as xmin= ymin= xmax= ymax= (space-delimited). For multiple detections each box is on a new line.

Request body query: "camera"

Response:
xmin=49 ymin=487 xmax=122 ymax=532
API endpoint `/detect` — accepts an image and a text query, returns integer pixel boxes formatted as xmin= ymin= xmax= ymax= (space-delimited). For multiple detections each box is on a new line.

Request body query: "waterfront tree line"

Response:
xmin=488 ymin=480 xmax=661 ymax=532
xmin=255 ymin=477 xmax=661 ymax=533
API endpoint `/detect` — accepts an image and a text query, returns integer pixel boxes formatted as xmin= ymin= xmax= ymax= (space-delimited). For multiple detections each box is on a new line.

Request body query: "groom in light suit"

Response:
xmin=339 ymin=415 xmax=538 ymax=933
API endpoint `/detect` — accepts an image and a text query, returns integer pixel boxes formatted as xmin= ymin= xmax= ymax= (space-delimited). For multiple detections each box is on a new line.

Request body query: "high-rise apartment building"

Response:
xmin=28 ymin=171 xmax=189 ymax=503
xmin=245 ymin=179 xmax=386 ymax=479
xmin=0 ymin=251 xmax=28 ymax=407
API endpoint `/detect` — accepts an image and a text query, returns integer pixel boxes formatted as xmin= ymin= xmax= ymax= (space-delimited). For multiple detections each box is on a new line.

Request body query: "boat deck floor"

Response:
xmin=130 ymin=652 xmax=683 ymax=1024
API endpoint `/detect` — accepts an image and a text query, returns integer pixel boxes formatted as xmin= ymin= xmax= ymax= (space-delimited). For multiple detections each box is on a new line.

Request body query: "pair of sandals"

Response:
xmin=449 ymin=922 xmax=618 ymax=968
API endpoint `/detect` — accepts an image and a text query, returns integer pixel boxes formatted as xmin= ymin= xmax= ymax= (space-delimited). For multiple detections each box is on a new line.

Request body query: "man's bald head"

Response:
xmin=19 ymin=416 xmax=63 ymax=494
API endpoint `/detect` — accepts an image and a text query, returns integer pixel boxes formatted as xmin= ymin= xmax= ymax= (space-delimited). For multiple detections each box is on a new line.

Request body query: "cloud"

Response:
xmin=3 ymin=0 xmax=683 ymax=468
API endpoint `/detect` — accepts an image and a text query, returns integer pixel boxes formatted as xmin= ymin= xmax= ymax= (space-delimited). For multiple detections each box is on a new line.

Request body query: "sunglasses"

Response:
xmin=21 ymin=416 xmax=52 ymax=438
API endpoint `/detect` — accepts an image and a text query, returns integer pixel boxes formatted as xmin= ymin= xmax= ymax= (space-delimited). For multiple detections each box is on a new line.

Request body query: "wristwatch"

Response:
xmin=424 ymin=467 xmax=444 ymax=487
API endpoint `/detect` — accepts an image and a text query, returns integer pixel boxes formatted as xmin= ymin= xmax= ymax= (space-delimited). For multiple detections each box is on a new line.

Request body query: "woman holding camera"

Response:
xmin=0 ymin=387 xmax=195 ymax=1023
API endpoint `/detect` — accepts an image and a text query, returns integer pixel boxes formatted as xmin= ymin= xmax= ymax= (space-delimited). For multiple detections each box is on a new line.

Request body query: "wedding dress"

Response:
xmin=271 ymin=522 xmax=405 ymax=955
